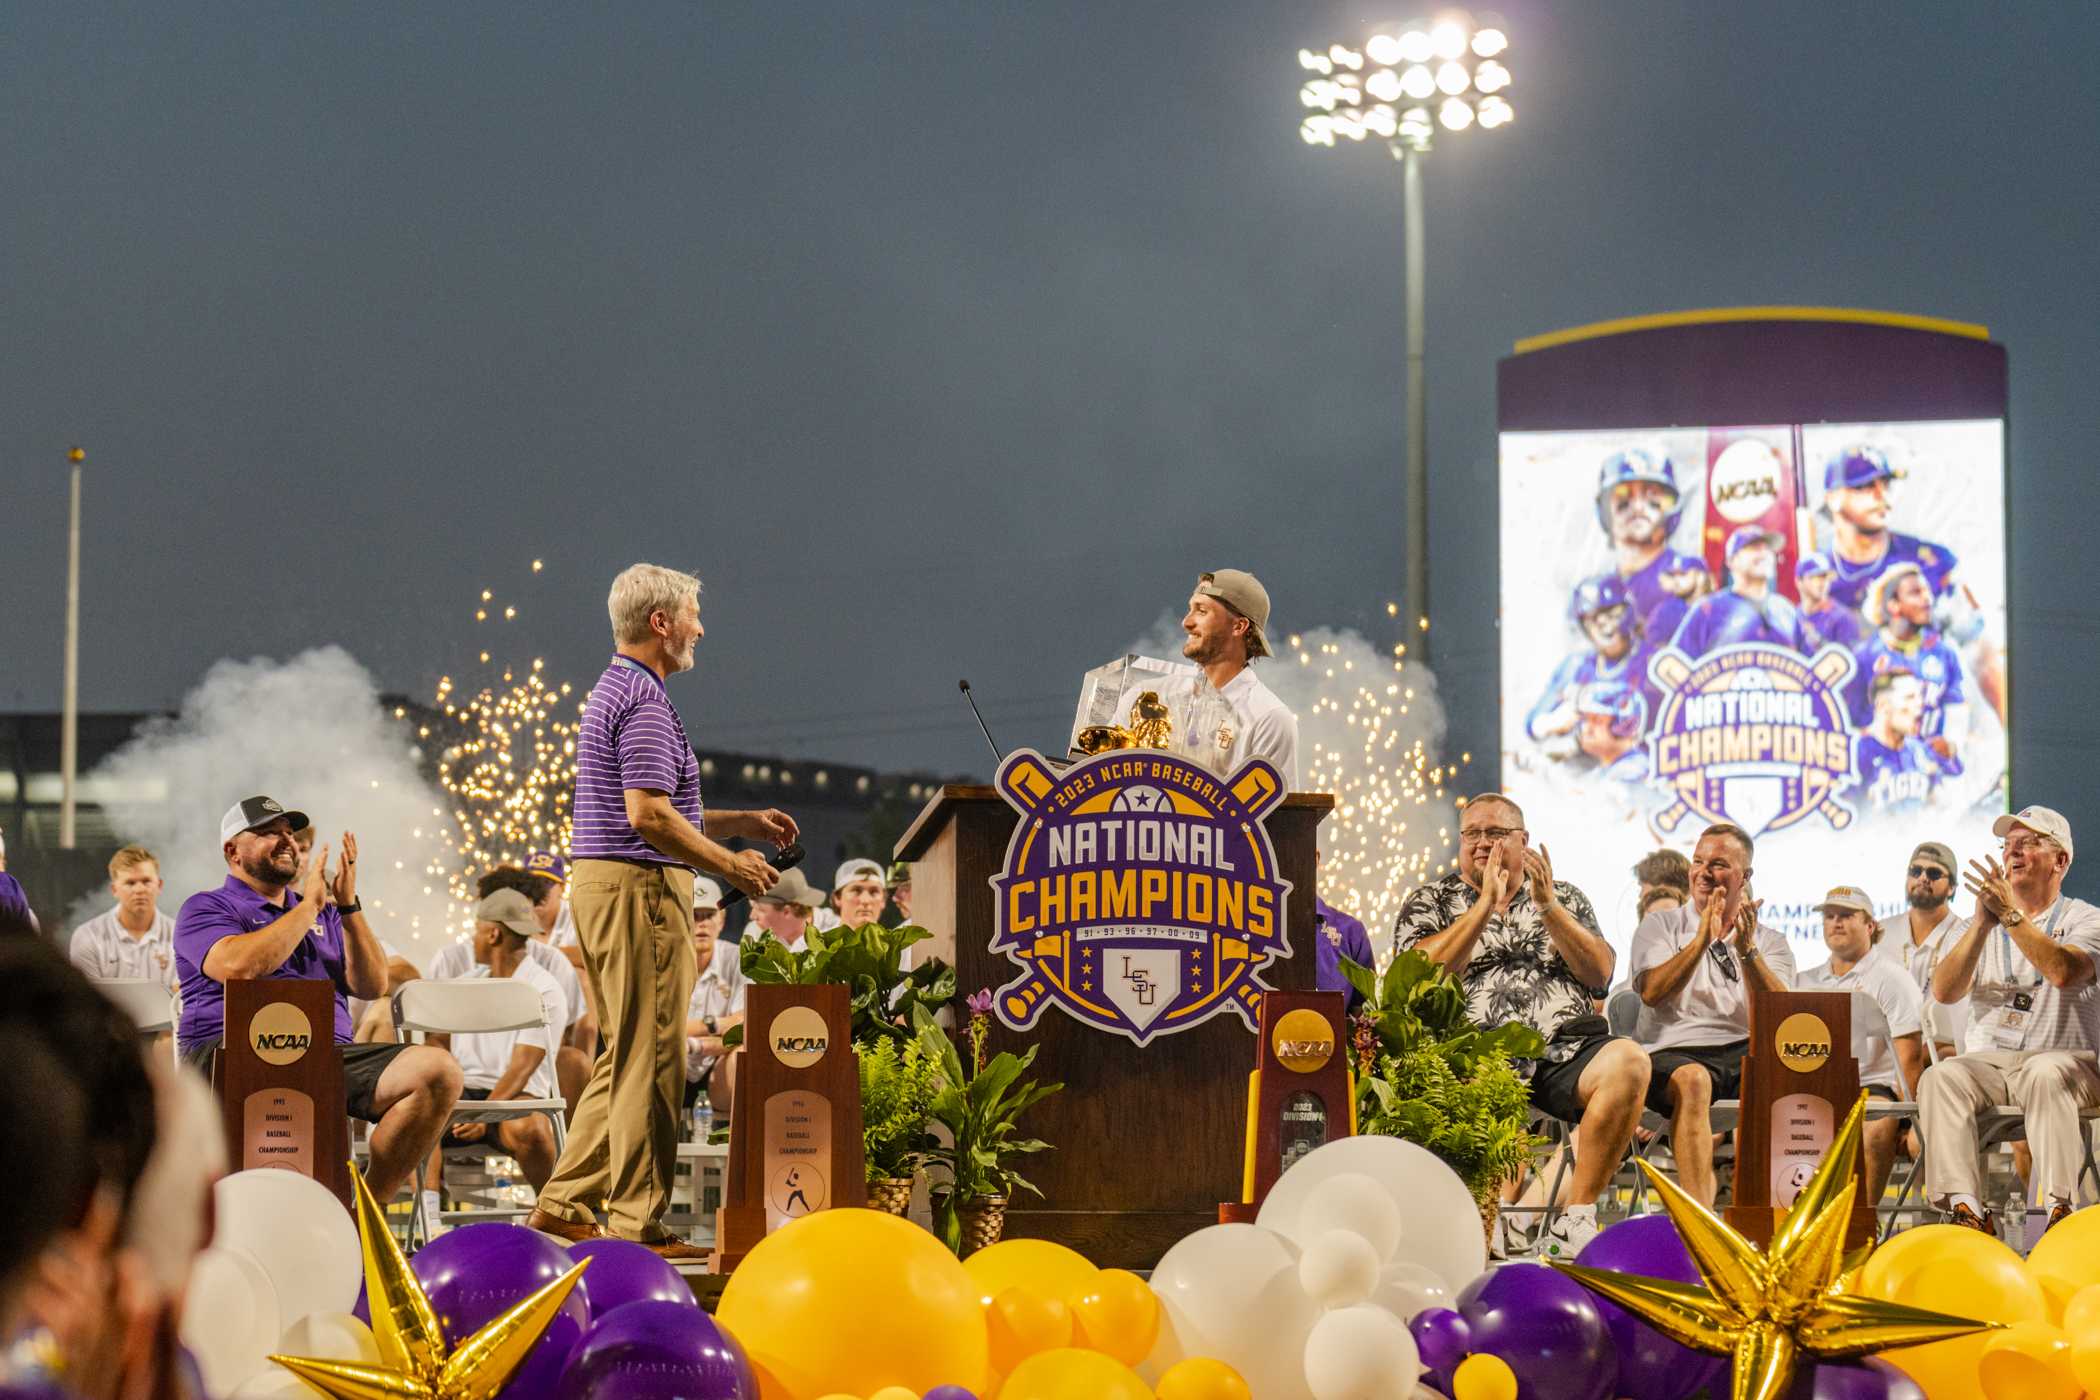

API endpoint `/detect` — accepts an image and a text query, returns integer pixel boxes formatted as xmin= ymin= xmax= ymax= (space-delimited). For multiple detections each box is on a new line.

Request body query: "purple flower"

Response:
xmin=966 ymin=988 xmax=995 ymax=1016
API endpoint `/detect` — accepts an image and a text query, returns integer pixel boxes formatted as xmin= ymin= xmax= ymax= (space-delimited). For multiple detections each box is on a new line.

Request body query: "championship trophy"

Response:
xmin=1220 ymin=990 xmax=1355 ymax=1221
xmin=217 ymin=978 xmax=353 ymax=1206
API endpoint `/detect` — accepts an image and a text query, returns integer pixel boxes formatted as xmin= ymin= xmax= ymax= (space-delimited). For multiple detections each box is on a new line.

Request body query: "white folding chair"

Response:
xmin=1849 ymin=991 xmax=1927 ymax=1234
xmin=94 ymin=977 xmax=175 ymax=1035
xmin=395 ymin=978 xmax=570 ymax=1246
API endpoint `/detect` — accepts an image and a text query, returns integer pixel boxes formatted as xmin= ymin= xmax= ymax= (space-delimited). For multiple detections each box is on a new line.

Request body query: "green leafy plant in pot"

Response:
xmin=1341 ymin=949 xmax=1545 ymax=1210
xmin=914 ymin=995 xmax=1062 ymax=1256
xmin=857 ymin=1035 xmax=942 ymax=1215
xmin=729 ymin=921 xmax=956 ymax=1049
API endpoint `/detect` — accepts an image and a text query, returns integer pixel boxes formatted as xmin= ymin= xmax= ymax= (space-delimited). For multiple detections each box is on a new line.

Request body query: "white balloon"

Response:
xmin=278 ymin=1311 xmax=380 ymax=1366
xmin=1299 ymin=1230 xmax=1381 ymax=1310
xmin=1367 ymin=1260 xmax=1454 ymax=1321
xmin=1295 ymin=1172 xmax=1404 ymax=1264
xmin=181 ymin=1245 xmax=281 ymax=1395
xmin=1302 ymin=1304 xmax=1422 ymax=1400
xmin=1257 ymin=1138 xmax=1485 ymax=1294
xmin=1145 ymin=1223 xmax=1318 ymax=1400
xmin=213 ymin=1170 xmax=362 ymax=1329
xmin=230 ymin=1368 xmax=324 ymax=1399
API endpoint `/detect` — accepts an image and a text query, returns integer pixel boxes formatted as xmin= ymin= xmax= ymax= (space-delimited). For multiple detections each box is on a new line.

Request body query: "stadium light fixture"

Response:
xmin=1288 ymin=11 xmax=1514 ymax=664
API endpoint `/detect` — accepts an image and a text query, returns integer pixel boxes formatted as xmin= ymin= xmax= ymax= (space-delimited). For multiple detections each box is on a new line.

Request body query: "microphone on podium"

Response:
xmin=718 ymin=842 xmax=806 ymax=913
xmin=958 ymin=679 xmax=1005 ymax=766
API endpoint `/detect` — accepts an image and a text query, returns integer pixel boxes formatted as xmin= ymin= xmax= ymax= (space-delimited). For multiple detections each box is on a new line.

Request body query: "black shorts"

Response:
xmin=1646 ymin=1040 xmax=1749 ymax=1116
xmin=442 ymin=1087 xmax=493 ymax=1145
xmin=179 ymin=1038 xmax=413 ymax=1123
xmin=1527 ymin=1030 xmax=1633 ymax=1124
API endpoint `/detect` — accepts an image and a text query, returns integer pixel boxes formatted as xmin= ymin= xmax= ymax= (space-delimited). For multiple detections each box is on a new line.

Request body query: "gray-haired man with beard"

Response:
xmin=1395 ymin=793 xmax=1649 ymax=1259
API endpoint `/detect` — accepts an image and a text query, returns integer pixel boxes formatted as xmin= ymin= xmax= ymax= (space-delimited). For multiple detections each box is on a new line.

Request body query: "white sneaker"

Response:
xmin=1491 ymin=1213 xmax=1532 ymax=1260
xmin=1537 ymin=1208 xmax=1600 ymax=1262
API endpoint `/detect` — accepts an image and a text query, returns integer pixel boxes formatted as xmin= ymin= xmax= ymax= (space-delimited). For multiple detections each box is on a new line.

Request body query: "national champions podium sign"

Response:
xmin=986 ymin=748 xmax=1293 ymax=1044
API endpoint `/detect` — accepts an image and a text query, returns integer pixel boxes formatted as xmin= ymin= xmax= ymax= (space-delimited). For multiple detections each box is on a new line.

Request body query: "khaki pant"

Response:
xmin=536 ymin=859 xmax=695 ymax=1239
xmin=1919 ymin=1048 xmax=2100 ymax=1208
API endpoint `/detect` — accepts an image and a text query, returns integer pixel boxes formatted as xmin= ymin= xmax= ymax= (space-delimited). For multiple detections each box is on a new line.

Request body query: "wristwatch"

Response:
xmin=704 ymin=1016 xmax=719 ymax=1035
xmin=337 ymin=899 xmax=362 ymax=917
xmin=2004 ymin=910 xmax=2027 ymax=929
xmin=1739 ymin=943 xmax=1759 ymax=961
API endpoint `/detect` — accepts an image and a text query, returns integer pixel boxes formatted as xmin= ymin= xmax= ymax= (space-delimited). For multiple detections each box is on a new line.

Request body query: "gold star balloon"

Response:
xmin=268 ymin=1166 xmax=588 ymax=1400
xmin=1552 ymin=1094 xmax=1996 ymax=1400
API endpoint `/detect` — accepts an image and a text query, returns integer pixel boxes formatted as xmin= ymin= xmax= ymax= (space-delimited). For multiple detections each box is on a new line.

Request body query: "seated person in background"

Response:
xmin=173 ymin=798 xmax=461 ymax=1207
xmin=474 ymin=865 xmax=596 ymax=1111
xmin=1795 ymin=885 xmax=1924 ymax=1201
xmin=68 ymin=845 xmax=179 ymax=994
xmin=684 ymin=878 xmax=745 ymax=1124
xmin=1396 ymin=793 xmax=1649 ymax=1259
xmin=748 ymin=869 xmax=825 ymax=954
xmin=829 ymin=859 xmax=888 ymax=931
xmin=421 ymin=890 xmax=569 ymax=1226
xmin=1314 ymin=852 xmax=1377 ymax=1016
xmin=885 ymin=861 xmax=914 ymax=927
xmin=1630 ymin=822 xmax=1796 ymax=1207
xmin=1632 ymin=849 xmax=1691 ymax=904
xmin=1881 ymin=841 xmax=1967 ymax=1058
xmin=1919 ymin=806 xmax=2100 ymax=1237
xmin=1638 ymin=884 xmax=1686 ymax=921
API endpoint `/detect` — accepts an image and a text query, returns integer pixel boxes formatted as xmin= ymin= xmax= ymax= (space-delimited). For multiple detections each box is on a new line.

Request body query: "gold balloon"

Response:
xmin=1553 ymin=1094 xmax=1996 ymax=1400
xmin=267 ymin=1165 xmax=588 ymax=1400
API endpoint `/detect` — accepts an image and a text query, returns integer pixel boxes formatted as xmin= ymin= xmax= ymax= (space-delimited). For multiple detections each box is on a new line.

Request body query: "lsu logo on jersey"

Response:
xmin=1645 ymin=643 xmax=1859 ymax=840
xmin=987 ymin=748 xmax=1292 ymax=1046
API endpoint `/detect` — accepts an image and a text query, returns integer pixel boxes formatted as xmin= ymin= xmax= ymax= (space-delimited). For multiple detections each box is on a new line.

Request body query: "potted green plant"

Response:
xmin=732 ymin=921 xmax=956 ymax=1048
xmin=1341 ymin=950 xmax=1545 ymax=1233
xmin=914 ymin=994 xmax=1062 ymax=1256
xmin=857 ymin=1035 xmax=942 ymax=1215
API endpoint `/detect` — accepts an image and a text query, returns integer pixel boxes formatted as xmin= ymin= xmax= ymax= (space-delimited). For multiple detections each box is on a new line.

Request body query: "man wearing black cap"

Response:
xmin=172 ymin=796 xmax=463 ymax=1205
xmin=1160 ymin=569 xmax=1299 ymax=788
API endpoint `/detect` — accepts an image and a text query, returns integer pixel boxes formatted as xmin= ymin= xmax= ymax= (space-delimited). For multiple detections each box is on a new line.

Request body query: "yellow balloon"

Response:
xmin=988 ymin=1287 xmax=1075 ymax=1375
xmin=2068 ymin=1285 xmax=2100 ymax=1396
xmin=1450 ymin=1353 xmax=1518 ymax=1400
xmin=1069 ymin=1269 xmax=1162 ymax=1366
xmin=868 ymin=1390 xmax=920 ymax=1400
xmin=965 ymin=1239 xmax=1102 ymax=1308
xmin=996 ymin=1347 xmax=1152 ymax=1400
xmin=1153 ymin=1357 xmax=1252 ymax=1400
xmin=1979 ymin=1322 xmax=2080 ymax=1400
xmin=1858 ymin=1228 xmax=2047 ymax=1399
xmin=2028 ymin=1204 xmax=2100 ymax=1296
xmin=813 ymin=1395 xmax=863 ymax=1400
xmin=719 ymin=1208 xmax=991 ymax=1400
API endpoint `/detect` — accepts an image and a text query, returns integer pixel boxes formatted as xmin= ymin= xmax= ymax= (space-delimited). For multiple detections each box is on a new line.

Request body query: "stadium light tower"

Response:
xmin=1296 ymin=14 xmax=1513 ymax=663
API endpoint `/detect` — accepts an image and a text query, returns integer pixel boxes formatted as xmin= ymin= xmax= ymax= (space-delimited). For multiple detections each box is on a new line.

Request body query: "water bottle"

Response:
xmin=691 ymin=1102 xmax=715 ymax=1143
xmin=491 ymin=1156 xmax=513 ymax=1212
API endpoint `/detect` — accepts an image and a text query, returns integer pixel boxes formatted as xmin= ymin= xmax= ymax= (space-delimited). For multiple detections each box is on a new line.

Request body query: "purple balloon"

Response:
xmin=411 ymin=1223 xmax=589 ymax=1400
xmin=1456 ymin=1263 xmax=1617 ymax=1400
xmin=565 ymin=1238 xmax=695 ymax=1319
xmin=1574 ymin=1215 xmax=1730 ymax=1400
xmin=555 ymin=1299 xmax=757 ymax=1400
xmin=1786 ymin=1358 xmax=1928 ymax=1400
xmin=922 ymin=1390 xmax=980 ymax=1400
xmin=1409 ymin=1307 xmax=1473 ymax=1392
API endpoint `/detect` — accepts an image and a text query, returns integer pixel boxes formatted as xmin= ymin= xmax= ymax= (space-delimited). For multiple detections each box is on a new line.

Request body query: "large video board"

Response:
xmin=1496 ymin=312 xmax=2008 ymax=960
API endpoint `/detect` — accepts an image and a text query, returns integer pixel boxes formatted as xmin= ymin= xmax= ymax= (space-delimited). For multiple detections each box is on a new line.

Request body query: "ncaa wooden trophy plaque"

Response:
xmin=712 ymin=982 xmax=866 ymax=1272
xmin=216 ymin=978 xmax=352 ymax=1207
xmin=1220 ymin=990 xmax=1355 ymax=1223
xmin=1728 ymin=987 xmax=1873 ymax=1249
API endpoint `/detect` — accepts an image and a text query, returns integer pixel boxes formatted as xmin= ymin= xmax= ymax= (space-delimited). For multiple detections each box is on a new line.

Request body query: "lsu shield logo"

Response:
xmin=1646 ymin=642 xmax=1858 ymax=839
xmin=988 ymin=748 xmax=1293 ymax=1046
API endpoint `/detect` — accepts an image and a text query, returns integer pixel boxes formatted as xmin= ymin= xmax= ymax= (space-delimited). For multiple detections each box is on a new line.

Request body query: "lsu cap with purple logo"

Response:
xmin=1824 ymin=445 xmax=1903 ymax=492
xmin=525 ymin=851 xmax=569 ymax=885
xmin=220 ymin=796 xmax=309 ymax=844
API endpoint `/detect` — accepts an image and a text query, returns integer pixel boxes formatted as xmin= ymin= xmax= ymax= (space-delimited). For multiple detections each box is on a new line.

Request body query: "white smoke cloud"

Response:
xmin=75 ymin=648 xmax=461 ymax=960
xmin=1121 ymin=614 xmax=1460 ymax=948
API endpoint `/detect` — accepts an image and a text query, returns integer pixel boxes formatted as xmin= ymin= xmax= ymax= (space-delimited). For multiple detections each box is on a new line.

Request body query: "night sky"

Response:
xmin=6 ymin=3 xmax=2098 ymax=832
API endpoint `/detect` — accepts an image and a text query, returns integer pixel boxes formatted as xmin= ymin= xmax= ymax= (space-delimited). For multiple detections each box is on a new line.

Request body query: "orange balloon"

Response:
xmin=1859 ymin=1228 xmax=2047 ymax=1399
xmin=988 ymin=1286 xmax=1076 ymax=1375
xmin=996 ymin=1347 xmax=1152 ymax=1400
xmin=1069 ymin=1268 xmax=1162 ymax=1366
xmin=1153 ymin=1357 xmax=1252 ymax=1400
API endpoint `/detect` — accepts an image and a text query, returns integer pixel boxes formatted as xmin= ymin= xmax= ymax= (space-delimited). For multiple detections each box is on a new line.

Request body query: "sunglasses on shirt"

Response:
xmin=1707 ymin=941 xmax=1739 ymax=982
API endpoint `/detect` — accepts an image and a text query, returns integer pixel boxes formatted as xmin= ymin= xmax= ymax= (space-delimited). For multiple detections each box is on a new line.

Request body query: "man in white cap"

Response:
xmin=684 ymin=876 xmax=744 ymax=1117
xmin=830 ymin=858 xmax=888 ymax=930
xmin=1920 ymin=805 xmax=2100 ymax=1236
xmin=1158 ymin=569 xmax=1299 ymax=788
xmin=1795 ymin=885 xmax=1924 ymax=1200
xmin=749 ymin=868 xmax=825 ymax=953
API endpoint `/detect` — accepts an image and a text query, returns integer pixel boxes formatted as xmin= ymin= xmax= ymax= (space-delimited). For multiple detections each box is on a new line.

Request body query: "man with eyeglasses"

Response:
xmin=1918 ymin=806 xmax=2100 ymax=1236
xmin=1395 ymin=793 xmax=1649 ymax=1259
xmin=1880 ymin=842 xmax=1967 ymax=1056
xmin=1629 ymin=822 xmax=1796 ymax=1207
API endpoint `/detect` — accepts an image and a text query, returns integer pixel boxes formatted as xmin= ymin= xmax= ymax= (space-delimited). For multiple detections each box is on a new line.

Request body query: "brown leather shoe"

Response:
xmin=2043 ymin=1202 xmax=2074 ymax=1236
xmin=525 ymin=1208 xmax=606 ymax=1242
xmin=1946 ymin=1201 xmax=1996 ymax=1236
xmin=633 ymin=1236 xmax=709 ymax=1261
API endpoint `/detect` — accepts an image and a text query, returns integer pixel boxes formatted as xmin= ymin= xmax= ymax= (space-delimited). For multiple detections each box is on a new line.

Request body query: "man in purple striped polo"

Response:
xmin=528 ymin=563 xmax=796 ymax=1258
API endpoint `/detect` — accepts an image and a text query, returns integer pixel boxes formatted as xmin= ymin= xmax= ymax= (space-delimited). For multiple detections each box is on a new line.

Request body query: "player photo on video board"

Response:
xmin=1499 ymin=419 xmax=2007 ymax=956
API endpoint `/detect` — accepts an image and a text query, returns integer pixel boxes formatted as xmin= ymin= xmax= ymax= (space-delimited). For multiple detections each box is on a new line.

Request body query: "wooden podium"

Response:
xmin=216 ymin=978 xmax=352 ymax=1207
xmin=897 ymin=784 xmax=1330 ymax=1268
xmin=1726 ymin=987 xmax=1873 ymax=1250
